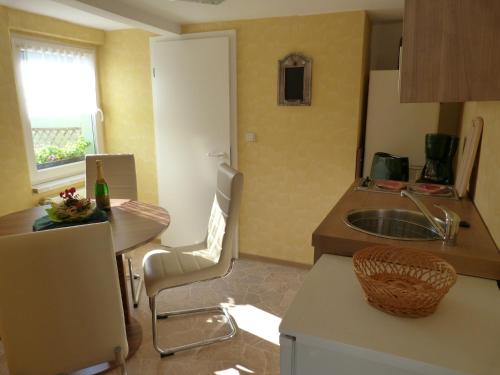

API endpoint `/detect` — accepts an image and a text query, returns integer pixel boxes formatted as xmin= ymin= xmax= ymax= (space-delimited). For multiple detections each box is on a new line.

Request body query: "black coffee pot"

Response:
xmin=419 ymin=133 xmax=459 ymax=185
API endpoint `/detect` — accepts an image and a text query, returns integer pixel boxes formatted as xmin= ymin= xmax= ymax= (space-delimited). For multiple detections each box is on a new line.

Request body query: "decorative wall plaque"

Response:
xmin=278 ymin=53 xmax=312 ymax=106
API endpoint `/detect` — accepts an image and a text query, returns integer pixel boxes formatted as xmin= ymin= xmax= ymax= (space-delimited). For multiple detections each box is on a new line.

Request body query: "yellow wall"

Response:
xmin=0 ymin=7 xmax=104 ymax=216
xmin=0 ymin=6 xmax=32 ymax=216
xmin=98 ymin=29 xmax=158 ymax=204
xmin=1 ymin=8 xmax=370 ymax=265
xmin=183 ymin=12 xmax=370 ymax=264
xmin=7 ymin=8 xmax=104 ymax=45
xmin=459 ymin=102 xmax=500 ymax=247
xmin=95 ymin=13 xmax=370 ymax=264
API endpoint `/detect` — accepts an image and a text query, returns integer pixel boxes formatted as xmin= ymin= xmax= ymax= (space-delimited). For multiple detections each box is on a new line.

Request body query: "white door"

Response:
xmin=151 ymin=33 xmax=236 ymax=248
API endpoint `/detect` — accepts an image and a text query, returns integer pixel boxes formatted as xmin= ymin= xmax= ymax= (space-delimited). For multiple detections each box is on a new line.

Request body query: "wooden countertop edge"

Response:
xmin=312 ymin=180 xmax=500 ymax=280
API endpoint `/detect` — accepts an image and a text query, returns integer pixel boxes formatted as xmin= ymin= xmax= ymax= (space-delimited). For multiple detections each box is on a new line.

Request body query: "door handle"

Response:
xmin=206 ymin=152 xmax=226 ymax=158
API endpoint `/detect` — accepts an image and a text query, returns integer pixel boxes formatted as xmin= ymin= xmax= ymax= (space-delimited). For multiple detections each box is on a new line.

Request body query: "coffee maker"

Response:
xmin=418 ymin=133 xmax=458 ymax=185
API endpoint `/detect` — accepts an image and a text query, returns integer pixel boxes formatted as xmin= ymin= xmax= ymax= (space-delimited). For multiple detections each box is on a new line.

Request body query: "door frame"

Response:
xmin=149 ymin=30 xmax=239 ymax=257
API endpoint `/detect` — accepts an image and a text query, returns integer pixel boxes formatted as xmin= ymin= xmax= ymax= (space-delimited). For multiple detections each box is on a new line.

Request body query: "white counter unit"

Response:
xmin=279 ymin=255 xmax=500 ymax=375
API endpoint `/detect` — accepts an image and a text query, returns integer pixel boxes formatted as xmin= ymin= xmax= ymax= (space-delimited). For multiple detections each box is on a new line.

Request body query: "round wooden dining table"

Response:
xmin=0 ymin=199 xmax=170 ymax=373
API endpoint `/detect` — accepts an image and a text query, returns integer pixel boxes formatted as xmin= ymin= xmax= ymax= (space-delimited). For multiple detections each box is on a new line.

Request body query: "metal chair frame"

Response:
xmin=127 ymin=257 xmax=142 ymax=307
xmin=149 ymin=297 xmax=237 ymax=357
xmin=148 ymin=262 xmax=237 ymax=357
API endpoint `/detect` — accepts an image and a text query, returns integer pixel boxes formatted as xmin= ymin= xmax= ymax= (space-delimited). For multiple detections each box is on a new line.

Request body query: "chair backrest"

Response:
xmin=86 ymin=154 xmax=138 ymax=200
xmin=206 ymin=163 xmax=243 ymax=271
xmin=0 ymin=223 xmax=128 ymax=375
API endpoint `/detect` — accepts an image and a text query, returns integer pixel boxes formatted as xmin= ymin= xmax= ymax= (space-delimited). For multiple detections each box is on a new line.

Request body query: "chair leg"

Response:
xmin=114 ymin=346 xmax=128 ymax=375
xmin=149 ymin=296 xmax=238 ymax=358
xmin=127 ymin=256 xmax=142 ymax=308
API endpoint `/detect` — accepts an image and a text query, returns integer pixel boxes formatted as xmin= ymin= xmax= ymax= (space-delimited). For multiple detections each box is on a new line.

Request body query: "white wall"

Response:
xmin=363 ymin=70 xmax=440 ymax=177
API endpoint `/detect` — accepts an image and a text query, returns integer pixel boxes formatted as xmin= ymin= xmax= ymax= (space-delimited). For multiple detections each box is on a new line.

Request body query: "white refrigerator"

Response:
xmin=363 ymin=70 xmax=440 ymax=180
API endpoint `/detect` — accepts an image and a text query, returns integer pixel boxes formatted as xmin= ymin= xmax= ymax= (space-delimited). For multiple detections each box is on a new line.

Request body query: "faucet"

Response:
xmin=401 ymin=190 xmax=460 ymax=245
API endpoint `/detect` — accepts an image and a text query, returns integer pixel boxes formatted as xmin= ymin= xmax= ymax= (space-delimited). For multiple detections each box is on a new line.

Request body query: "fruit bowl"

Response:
xmin=46 ymin=187 xmax=95 ymax=223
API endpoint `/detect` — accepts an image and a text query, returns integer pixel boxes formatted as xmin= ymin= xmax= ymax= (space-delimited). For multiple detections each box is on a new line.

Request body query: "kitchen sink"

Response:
xmin=343 ymin=209 xmax=442 ymax=241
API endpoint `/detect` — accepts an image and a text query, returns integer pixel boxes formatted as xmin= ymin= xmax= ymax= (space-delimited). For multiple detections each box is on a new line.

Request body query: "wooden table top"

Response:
xmin=0 ymin=199 xmax=170 ymax=255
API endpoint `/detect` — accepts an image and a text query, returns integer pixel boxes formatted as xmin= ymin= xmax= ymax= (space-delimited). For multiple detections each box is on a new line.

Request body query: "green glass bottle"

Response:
xmin=95 ymin=160 xmax=111 ymax=211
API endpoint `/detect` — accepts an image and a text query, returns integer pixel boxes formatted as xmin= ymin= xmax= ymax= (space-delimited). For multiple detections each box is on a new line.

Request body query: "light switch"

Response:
xmin=245 ymin=132 xmax=257 ymax=142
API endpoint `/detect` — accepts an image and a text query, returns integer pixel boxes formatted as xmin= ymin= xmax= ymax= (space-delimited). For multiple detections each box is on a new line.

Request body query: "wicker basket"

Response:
xmin=353 ymin=246 xmax=457 ymax=318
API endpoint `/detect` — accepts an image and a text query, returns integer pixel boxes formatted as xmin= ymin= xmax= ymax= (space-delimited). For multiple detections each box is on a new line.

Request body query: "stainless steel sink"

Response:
xmin=343 ymin=209 xmax=442 ymax=241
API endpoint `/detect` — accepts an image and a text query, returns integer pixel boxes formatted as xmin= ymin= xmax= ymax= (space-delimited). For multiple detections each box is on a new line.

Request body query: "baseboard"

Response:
xmin=239 ymin=253 xmax=312 ymax=270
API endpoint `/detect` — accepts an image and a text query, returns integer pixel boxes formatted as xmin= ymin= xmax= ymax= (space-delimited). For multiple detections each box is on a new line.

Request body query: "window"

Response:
xmin=11 ymin=35 xmax=103 ymax=185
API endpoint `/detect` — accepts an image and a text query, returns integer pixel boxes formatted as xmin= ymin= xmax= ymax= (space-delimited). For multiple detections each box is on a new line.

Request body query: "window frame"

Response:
xmin=11 ymin=33 xmax=104 ymax=185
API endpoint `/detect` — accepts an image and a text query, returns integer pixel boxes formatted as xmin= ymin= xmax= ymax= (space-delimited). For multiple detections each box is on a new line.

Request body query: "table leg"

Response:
xmin=115 ymin=254 xmax=143 ymax=358
xmin=116 ymin=254 xmax=130 ymax=323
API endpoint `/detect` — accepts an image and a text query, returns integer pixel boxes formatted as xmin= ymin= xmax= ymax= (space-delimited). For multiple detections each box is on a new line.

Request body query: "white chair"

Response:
xmin=85 ymin=153 xmax=142 ymax=307
xmin=0 ymin=223 xmax=128 ymax=375
xmin=85 ymin=154 xmax=138 ymax=201
xmin=143 ymin=163 xmax=243 ymax=357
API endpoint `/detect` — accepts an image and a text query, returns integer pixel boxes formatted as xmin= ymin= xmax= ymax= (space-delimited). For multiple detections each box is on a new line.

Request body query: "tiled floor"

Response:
xmin=0 ymin=244 xmax=308 ymax=375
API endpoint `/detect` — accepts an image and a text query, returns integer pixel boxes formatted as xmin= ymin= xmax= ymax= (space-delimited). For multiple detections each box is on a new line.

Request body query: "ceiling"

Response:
xmin=118 ymin=0 xmax=404 ymax=24
xmin=0 ymin=0 xmax=404 ymax=32
xmin=0 ymin=0 xmax=129 ymax=30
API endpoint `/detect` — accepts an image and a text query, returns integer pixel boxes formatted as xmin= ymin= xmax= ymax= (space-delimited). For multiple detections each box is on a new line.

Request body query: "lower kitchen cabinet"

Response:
xmin=279 ymin=255 xmax=500 ymax=375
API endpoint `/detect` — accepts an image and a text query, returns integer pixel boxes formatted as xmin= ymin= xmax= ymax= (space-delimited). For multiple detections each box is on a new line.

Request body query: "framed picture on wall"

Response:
xmin=278 ymin=53 xmax=312 ymax=106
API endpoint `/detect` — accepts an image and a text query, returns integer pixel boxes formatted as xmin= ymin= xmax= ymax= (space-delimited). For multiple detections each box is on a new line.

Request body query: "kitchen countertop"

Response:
xmin=312 ymin=181 xmax=500 ymax=279
xmin=280 ymin=255 xmax=500 ymax=375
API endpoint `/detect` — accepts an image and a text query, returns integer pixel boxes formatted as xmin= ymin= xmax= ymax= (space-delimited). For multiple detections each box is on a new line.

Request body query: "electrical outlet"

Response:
xmin=245 ymin=132 xmax=257 ymax=143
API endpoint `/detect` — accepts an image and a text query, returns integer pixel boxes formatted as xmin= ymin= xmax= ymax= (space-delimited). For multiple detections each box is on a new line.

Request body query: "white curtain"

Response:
xmin=15 ymin=39 xmax=97 ymax=118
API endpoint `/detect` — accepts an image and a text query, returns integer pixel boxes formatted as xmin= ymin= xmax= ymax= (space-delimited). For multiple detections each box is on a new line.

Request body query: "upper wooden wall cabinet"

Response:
xmin=400 ymin=0 xmax=500 ymax=103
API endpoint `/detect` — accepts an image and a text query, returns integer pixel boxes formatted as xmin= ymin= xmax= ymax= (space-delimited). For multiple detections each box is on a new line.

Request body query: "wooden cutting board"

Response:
xmin=455 ymin=116 xmax=483 ymax=197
